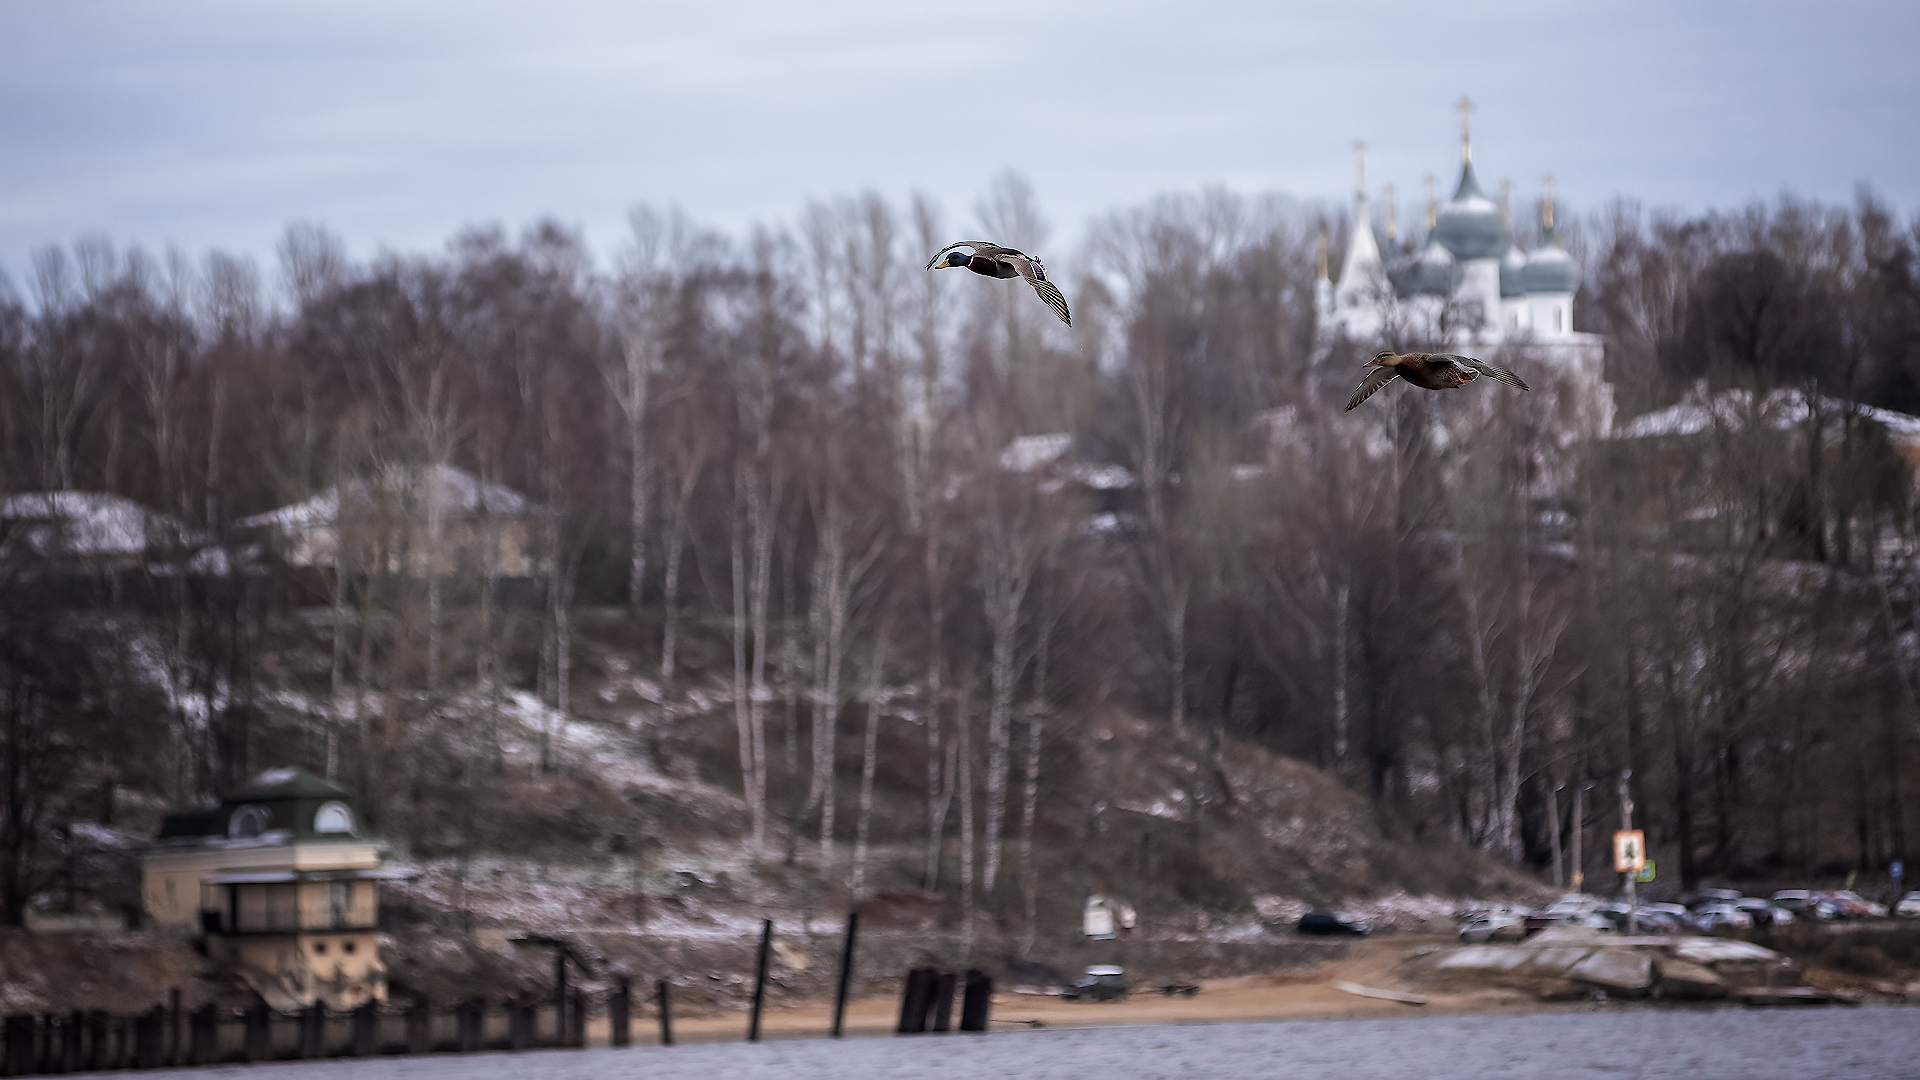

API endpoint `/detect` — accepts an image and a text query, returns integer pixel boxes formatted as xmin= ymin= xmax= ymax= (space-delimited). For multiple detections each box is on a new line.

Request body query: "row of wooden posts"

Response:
xmin=0 ymin=912 xmax=994 ymax=1076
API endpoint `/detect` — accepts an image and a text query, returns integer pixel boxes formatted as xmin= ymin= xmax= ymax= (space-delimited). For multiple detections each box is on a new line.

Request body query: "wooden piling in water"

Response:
xmin=831 ymin=912 xmax=858 ymax=1038
xmin=610 ymin=978 xmax=631 ymax=1047
xmin=656 ymin=980 xmax=674 ymax=1046
xmin=747 ymin=919 xmax=772 ymax=1042
xmin=959 ymin=970 xmax=993 ymax=1032
xmin=896 ymin=967 xmax=937 ymax=1033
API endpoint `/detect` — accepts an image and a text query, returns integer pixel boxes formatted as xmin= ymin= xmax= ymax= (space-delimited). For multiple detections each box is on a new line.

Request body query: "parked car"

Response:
xmin=1062 ymin=965 xmax=1130 ymax=1002
xmin=1689 ymin=887 xmax=1743 ymax=909
xmin=1771 ymin=890 xmax=1812 ymax=914
xmin=1541 ymin=894 xmax=1602 ymax=921
xmin=1629 ymin=906 xmax=1687 ymax=934
xmin=1458 ymin=911 xmax=1528 ymax=943
xmin=1733 ymin=897 xmax=1785 ymax=926
xmin=1825 ymin=890 xmax=1889 ymax=918
xmin=1297 ymin=910 xmax=1369 ymax=936
xmin=1691 ymin=904 xmax=1754 ymax=932
xmin=1896 ymin=892 xmax=1920 ymax=918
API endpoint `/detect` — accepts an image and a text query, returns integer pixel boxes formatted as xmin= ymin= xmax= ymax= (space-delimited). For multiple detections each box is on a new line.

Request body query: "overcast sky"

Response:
xmin=3 ymin=0 xmax=1916 ymax=283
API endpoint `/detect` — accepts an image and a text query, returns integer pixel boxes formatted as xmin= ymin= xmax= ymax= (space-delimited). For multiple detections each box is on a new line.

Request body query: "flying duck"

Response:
xmin=1344 ymin=351 xmax=1530 ymax=412
xmin=926 ymin=241 xmax=1072 ymax=326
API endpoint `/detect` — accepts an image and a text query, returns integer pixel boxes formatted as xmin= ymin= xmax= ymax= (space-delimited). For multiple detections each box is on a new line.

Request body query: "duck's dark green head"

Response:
xmin=934 ymin=251 xmax=969 ymax=269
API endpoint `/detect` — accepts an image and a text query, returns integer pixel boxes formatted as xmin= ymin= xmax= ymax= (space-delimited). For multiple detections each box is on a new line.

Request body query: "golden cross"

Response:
xmin=1455 ymin=95 xmax=1475 ymax=163
xmin=1500 ymin=178 xmax=1512 ymax=223
xmin=1542 ymin=172 xmax=1556 ymax=231
xmin=1423 ymin=173 xmax=1436 ymax=229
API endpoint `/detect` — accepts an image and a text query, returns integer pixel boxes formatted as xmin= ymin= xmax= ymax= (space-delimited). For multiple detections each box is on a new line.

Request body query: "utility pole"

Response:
xmin=1570 ymin=782 xmax=1587 ymax=893
xmin=1619 ymin=770 xmax=1636 ymax=931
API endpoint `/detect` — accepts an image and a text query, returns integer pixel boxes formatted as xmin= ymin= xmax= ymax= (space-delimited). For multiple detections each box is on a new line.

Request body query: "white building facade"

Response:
xmin=1314 ymin=118 xmax=1611 ymax=436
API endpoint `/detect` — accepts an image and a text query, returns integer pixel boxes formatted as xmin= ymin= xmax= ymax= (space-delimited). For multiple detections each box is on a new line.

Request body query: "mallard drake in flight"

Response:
xmin=1344 ymin=351 xmax=1530 ymax=412
xmin=926 ymin=241 xmax=1072 ymax=326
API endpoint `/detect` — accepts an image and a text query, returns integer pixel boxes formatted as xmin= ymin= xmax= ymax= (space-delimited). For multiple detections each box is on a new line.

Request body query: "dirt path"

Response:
xmin=655 ymin=939 xmax=1545 ymax=1043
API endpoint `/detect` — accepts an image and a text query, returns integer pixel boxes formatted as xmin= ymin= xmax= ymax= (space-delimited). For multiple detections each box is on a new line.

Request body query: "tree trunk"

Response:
xmin=731 ymin=485 xmax=761 ymax=856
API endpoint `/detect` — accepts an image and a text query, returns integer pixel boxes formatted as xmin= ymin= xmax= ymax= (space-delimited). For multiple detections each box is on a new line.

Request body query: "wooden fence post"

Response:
xmin=458 ymin=999 xmax=483 ymax=1053
xmin=4 ymin=1014 xmax=34 ymax=1076
xmin=609 ymin=978 xmax=631 ymax=1047
xmin=138 ymin=1005 xmax=167 ymax=1068
xmin=655 ymin=980 xmax=673 ymax=1046
xmin=406 ymin=996 xmax=431 ymax=1055
xmin=61 ymin=1006 xmax=82 ymax=1068
xmin=87 ymin=1010 xmax=110 ymax=1070
xmin=300 ymin=1005 xmax=325 ymax=1059
xmin=959 ymin=969 xmax=993 ymax=1032
xmin=554 ymin=951 xmax=568 ymax=1047
xmin=747 ymin=919 xmax=772 ymax=1042
xmin=192 ymin=1003 xmax=217 ymax=1065
xmin=352 ymin=1001 xmax=378 ymax=1056
xmin=896 ymin=968 xmax=935 ymax=1034
xmin=508 ymin=996 xmax=531 ymax=1051
xmin=243 ymin=1004 xmax=269 ymax=1063
xmin=831 ymin=912 xmax=858 ymax=1038
xmin=929 ymin=972 xmax=956 ymax=1032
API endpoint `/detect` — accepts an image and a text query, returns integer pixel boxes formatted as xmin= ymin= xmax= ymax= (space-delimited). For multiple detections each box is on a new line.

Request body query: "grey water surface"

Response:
xmin=89 ymin=1008 xmax=1920 ymax=1080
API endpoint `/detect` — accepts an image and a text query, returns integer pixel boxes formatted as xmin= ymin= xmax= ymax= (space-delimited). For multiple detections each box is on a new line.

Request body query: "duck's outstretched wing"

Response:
xmin=1345 ymin=367 xmax=1400 ymax=411
xmin=1443 ymin=354 xmax=1530 ymax=391
xmin=925 ymin=240 xmax=1017 ymax=269
xmin=1010 ymin=256 xmax=1072 ymax=326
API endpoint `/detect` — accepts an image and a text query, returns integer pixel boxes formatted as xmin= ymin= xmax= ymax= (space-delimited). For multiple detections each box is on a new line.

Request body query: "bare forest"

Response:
xmin=3 ymin=177 xmax=1920 ymax=934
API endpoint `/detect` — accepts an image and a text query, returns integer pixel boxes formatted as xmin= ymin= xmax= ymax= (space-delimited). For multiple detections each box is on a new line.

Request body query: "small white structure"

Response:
xmin=1083 ymin=894 xmax=1137 ymax=940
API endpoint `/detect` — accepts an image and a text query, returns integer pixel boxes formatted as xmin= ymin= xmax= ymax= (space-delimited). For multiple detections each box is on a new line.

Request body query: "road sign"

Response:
xmin=1613 ymin=829 xmax=1646 ymax=872
xmin=1634 ymin=859 xmax=1656 ymax=883
xmin=1894 ymin=860 xmax=1905 ymax=882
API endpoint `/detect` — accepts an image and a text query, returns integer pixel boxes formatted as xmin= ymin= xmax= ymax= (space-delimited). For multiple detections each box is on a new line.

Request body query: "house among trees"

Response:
xmin=238 ymin=464 xmax=550 ymax=602
xmin=0 ymin=491 xmax=198 ymax=606
xmin=142 ymin=768 xmax=403 ymax=1010
xmin=1604 ymin=382 xmax=1920 ymax=561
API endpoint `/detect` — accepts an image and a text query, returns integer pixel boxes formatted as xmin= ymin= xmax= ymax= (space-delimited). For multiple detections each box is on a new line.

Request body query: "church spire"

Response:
xmin=1455 ymin=95 xmax=1475 ymax=165
xmin=1383 ymin=183 xmax=1397 ymax=241
xmin=1501 ymin=179 xmax=1512 ymax=223
xmin=1353 ymin=139 xmax=1367 ymax=195
xmin=1424 ymin=173 xmax=1436 ymax=229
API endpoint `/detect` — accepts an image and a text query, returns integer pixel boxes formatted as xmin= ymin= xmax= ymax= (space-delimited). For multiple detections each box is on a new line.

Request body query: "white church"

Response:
xmin=1314 ymin=101 xmax=1608 ymax=430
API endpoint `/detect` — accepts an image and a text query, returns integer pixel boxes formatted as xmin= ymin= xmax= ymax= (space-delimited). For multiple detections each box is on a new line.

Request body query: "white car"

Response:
xmin=1458 ymin=912 xmax=1527 ymax=943
xmin=1895 ymin=892 xmax=1920 ymax=918
xmin=1692 ymin=904 xmax=1754 ymax=932
xmin=1542 ymin=896 xmax=1601 ymax=921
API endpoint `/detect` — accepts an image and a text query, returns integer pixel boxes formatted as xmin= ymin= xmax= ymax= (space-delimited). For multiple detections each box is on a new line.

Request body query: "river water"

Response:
xmin=91 ymin=1007 xmax=1920 ymax=1080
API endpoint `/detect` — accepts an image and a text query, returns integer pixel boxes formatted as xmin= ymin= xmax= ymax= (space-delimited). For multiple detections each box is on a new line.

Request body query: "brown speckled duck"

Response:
xmin=1344 ymin=350 xmax=1530 ymax=412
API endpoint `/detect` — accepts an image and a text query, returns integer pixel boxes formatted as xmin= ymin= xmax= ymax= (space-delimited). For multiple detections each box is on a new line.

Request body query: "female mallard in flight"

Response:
xmin=1344 ymin=351 xmax=1530 ymax=412
xmin=926 ymin=241 xmax=1072 ymax=326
